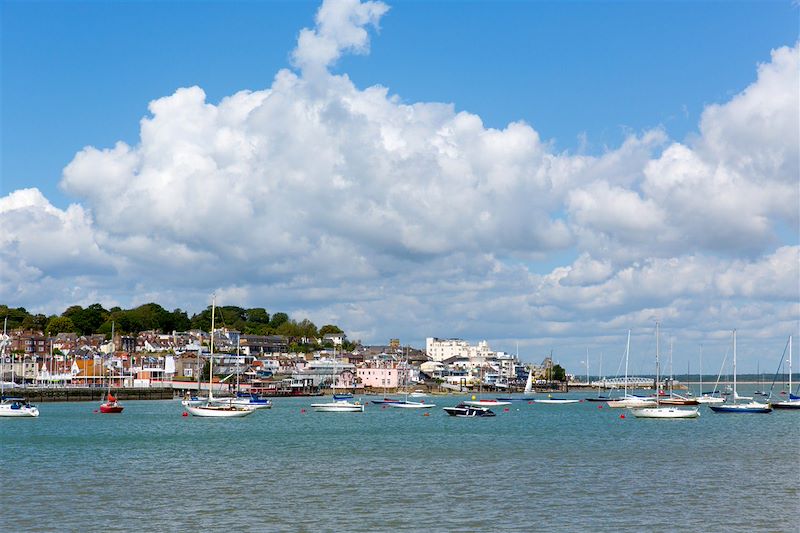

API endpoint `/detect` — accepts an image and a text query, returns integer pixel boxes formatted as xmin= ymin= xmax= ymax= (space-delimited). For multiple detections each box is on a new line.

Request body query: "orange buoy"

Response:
xmin=423 ymin=413 xmax=430 ymax=417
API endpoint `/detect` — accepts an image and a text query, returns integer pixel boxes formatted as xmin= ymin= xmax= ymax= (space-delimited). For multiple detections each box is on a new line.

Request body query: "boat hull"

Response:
xmin=99 ymin=403 xmax=124 ymax=414
xmin=630 ymin=407 xmax=699 ymax=419
xmin=695 ymin=396 xmax=725 ymax=404
xmin=311 ymin=402 xmax=364 ymax=412
xmin=0 ymin=403 xmax=39 ymax=417
xmin=185 ymin=404 xmax=255 ymax=417
xmin=769 ymin=400 xmax=800 ymax=409
xmin=607 ymin=399 xmax=656 ymax=408
xmin=534 ymin=399 xmax=580 ymax=404
xmin=442 ymin=405 xmax=495 ymax=417
xmin=658 ymin=398 xmax=699 ymax=406
xmin=463 ymin=400 xmax=511 ymax=408
xmin=387 ymin=401 xmax=435 ymax=409
xmin=709 ymin=403 xmax=772 ymax=414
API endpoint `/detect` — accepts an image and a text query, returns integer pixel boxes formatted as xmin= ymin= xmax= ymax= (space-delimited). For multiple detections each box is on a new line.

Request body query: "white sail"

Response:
xmin=523 ymin=367 xmax=534 ymax=394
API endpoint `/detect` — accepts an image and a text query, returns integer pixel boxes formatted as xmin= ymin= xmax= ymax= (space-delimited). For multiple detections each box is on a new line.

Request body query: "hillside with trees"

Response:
xmin=0 ymin=304 xmax=339 ymax=349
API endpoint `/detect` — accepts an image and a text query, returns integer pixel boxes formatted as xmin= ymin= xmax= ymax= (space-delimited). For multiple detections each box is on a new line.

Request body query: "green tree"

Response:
xmin=551 ymin=364 xmax=566 ymax=382
xmin=319 ymin=324 xmax=343 ymax=336
xmin=45 ymin=316 xmax=77 ymax=334
xmin=245 ymin=308 xmax=270 ymax=324
xmin=0 ymin=306 xmax=32 ymax=330
xmin=269 ymin=312 xmax=289 ymax=329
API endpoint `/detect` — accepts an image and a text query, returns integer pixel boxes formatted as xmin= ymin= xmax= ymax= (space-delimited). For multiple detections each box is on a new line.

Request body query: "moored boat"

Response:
xmin=0 ymin=397 xmax=40 ymax=417
xmin=463 ymin=399 xmax=511 ymax=408
xmin=442 ymin=403 xmax=495 ymax=417
xmin=534 ymin=398 xmax=580 ymax=404
xmin=100 ymin=393 xmax=124 ymax=414
xmin=769 ymin=336 xmax=800 ymax=410
xmin=311 ymin=400 xmax=365 ymax=412
xmin=630 ymin=406 xmax=699 ymax=418
xmin=185 ymin=296 xmax=255 ymax=418
xmin=710 ymin=330 xmax=772 ymax=414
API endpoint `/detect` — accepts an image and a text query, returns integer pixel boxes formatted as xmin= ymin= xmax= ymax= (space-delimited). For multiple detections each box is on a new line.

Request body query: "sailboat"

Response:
xmin=607 ymin=330 xmax=656 ymax=408
xmin=770 ymin=336 xmax=800 ymax=410
xmin=695 ymin=344 xmax=724 ymax=404
xmin=709 ymin=330 xmax=772 ymax=414
xmin=497 ymin=365 xmax=536 ymax=401
xmin=99 ymin=323 xmax=124 ymax=414
xmin=0 ymin=318 xmax=39 ymax=418
xmin=311 ymin=346 xmax=364 ymax=412
xmin=185 ymin=296 xmax=255 ymax=418
xmin=630 ymin=323 xmax=699 ymax=419
xmin=658 ymin=338 xmax=699 ymax=406
xmin=388 ymin=352 xmax=435 ymax=409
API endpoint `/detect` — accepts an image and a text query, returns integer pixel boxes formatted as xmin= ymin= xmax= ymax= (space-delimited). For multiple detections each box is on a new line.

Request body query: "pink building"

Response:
xmin=357 ymin=362 xmax=410 ymax=389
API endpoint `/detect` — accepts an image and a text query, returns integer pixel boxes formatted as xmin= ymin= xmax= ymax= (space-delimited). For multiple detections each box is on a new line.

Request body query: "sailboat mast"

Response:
xmin=624 ymin=330 xmax=631 ymax=397
xmin=789 ymin=335 xmax=793 ymax=392
xmin=209 ymin=295 xmax=216 ymax=400
xmin=655 ymin=322 xmax=660 ymax=405
xmin=699 ymin=344 xmax=703 ymax=396
xmin=733 ymin=330 xmax=737 ymax=402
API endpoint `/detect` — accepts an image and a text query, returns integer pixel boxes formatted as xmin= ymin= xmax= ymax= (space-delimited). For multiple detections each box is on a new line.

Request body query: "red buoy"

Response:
xmin=620 ymin=414 xmax=625 ymax=419
xmin=182 ymin=412 xmax=188 ymax=417
xmin=300 ymin=408 xmax=306 ymax=414
xmin=503 ymin=407 xmax=510 ymax=412
xmin=597 ymin=405 xmax=603 ymax=409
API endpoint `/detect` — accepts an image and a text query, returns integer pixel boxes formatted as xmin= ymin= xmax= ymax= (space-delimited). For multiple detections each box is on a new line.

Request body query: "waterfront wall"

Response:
xmin=5 ymin=387 xmax=175 ymax=402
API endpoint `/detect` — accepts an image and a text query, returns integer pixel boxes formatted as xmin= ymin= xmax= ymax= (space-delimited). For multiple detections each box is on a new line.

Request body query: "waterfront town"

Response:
xmin=1 ymin=326 xmax=568 ymax=397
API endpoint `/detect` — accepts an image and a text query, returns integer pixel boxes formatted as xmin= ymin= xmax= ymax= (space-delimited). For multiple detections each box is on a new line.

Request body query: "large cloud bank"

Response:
xmin=1 ymin=0 xmax=798 ymax=364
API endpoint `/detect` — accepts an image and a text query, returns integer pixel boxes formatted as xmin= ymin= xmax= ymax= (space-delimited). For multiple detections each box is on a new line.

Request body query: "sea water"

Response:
xmin=2 ymin=386 xmax=797 ymax=532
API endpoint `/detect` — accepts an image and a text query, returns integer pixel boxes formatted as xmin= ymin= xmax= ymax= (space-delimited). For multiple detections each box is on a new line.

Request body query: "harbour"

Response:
xmin=2 ymin=383 xmax=797 ymax=532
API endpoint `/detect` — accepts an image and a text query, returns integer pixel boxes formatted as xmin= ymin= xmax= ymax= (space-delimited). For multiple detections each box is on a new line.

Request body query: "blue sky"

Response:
xmin=3 ymin=1 xmax=796 ymax=206
xmin=1 ymin=0 xmax=798 ymax=372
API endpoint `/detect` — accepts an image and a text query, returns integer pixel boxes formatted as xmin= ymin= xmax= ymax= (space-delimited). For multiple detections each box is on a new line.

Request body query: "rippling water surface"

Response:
xmin=2 ymin=387 xmax=797 ymax=532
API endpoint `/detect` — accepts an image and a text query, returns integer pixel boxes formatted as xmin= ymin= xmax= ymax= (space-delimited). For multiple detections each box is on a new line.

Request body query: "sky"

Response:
xmin=1 ymin=0 xmax=798 ymax=374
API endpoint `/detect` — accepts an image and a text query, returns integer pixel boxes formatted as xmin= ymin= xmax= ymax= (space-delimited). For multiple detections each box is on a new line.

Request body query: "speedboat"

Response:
xmin=409 ymin=390 xmax=428 ymax=398
xmin=0 ymin=397 xmax=39 ymax=417
xmin=442 ymin=403 xmax=495 ymax=417
xmin=332 ymin=393 xmax=353 ymax=401
xmin=311 ymin=400 xmax=365 ymax=412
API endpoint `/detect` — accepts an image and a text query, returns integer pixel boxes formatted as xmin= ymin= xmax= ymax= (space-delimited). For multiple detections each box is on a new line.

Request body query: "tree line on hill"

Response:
xmin=0 ymin=304 xmax=345 ymax=351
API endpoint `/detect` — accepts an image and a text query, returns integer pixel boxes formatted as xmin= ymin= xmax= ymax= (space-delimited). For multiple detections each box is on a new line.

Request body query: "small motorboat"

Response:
xmin=0 ymin=397 xmax=39 ymax=417
xmin=333 ymin=393 xmax=354 ymax=401
xmin=442 ymin=403 xmax=495 ymax=417
xmin=311 ymin=400 xmax=365 ymax=412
